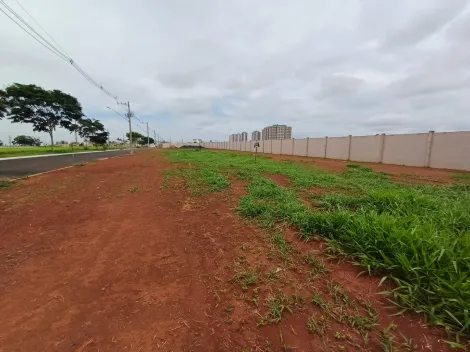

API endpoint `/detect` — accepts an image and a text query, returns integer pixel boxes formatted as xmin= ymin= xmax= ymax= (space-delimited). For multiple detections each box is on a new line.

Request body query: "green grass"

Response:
xmin=0 ymin=180 xmax=15 ymax=189
xmin=164 ymin=149 xmax=470 ymax=338
xmin=0 ymin=146 xmax=124 ymax=158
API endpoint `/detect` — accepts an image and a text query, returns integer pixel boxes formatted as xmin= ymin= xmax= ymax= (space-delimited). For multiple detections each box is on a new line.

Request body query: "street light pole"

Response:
xmin=147 ymin=122 xmax=150 ymax=149
xmin=106 ymin=104 xmax=133 ymax=155
xmin=126 ymin=102 xmax=133 ymax=155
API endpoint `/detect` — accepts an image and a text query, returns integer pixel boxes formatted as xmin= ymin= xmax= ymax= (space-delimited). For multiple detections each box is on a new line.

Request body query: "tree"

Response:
xmin=76 ymin=118 xmax=108 ymax=147
xmin=126 ymin=132 xmax=144 ymax=142
xmin=89 ymin=131 xmax=109 ymax=147
xmin=0 ymin=140 xmax=3 ymax=146
xmin=137 ymin=136 xmax=154 ymax=145
xmin=5 ymin=83 xmax=83 ymax=151
xmin=0 ymin=89 xmax=6 ymax=119
xmin=12 ymin=135 xmax=42 ymax=146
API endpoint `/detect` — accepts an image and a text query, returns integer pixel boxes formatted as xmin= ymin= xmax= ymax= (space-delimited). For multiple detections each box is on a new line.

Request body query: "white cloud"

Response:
xmin=1 ymin=0 xmax=470 ymax=145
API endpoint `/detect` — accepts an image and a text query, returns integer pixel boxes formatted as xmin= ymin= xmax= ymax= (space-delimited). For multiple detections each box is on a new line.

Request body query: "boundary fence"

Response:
xmin=203 ymin=131 xmax=470 ymax=171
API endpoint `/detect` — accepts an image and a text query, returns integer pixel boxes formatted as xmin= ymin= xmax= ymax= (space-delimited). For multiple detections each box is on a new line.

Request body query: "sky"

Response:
xmin=1 ymin=0 xmax=470 ymax=144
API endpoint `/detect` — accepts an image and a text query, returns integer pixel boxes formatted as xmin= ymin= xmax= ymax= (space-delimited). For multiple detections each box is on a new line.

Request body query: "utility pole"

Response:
xmin=9 ymin=136 xmax=12 ymax=147
xmin=108 ymin=103 xmax=133 ymax=154
xmin=153 ymin=130 xmax=157 ymax=147
xmin=146 ymin=122 xmax=150 ymax=149
xmin=127 ymin=102 xmax=133 ymax=154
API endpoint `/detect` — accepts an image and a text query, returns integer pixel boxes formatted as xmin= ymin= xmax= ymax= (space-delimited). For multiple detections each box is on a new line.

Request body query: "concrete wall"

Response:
xmin=349 ymin=136 xmax=381 ymax=163
xmin=383 ymin=133 xmax=428 ymax=167
xmin=326 ymin=137 xmax=349 ymax=160
xmin=430 ymin=132 xmax=470 ymax=171
xmin=293 ymin=138 xmax=308 ymax=156
xmin=264 ymin=140 xmax=272 ymax=154
xmin=281 ymin=139 xmax=294 ymax=155
xmin=213 ymin=130 xmax=470 ymax=171
xmin=307 ymin=138 xmax=326 ymax=158
xmin=272 ymin=140 xmax=282 ymax=154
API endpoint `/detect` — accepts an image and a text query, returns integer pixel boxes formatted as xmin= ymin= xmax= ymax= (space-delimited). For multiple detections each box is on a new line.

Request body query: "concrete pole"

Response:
xmin=324 ymin=136 xmax=328 ymax=158
xmin=306 ymin=137 xmax=309 ymax=157
xmin=347 ymin=135 xmax=352 ymax=161
xmin=127 ymin=102 xmax=133 ymax=155
xmin=379 ymin=133 xmax=386 ymax=163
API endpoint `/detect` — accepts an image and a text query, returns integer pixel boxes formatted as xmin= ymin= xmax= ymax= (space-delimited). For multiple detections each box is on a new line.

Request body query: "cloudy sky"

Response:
xmin=1 ymin=0 xmax=469 ymax=144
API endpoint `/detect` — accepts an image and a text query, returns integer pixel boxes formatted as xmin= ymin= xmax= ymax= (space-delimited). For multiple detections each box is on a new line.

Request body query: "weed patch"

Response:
xmin=0 ymin=180 xmax=15 ymax=189
xmin=164 ymin=149 xmax=470 ymax=337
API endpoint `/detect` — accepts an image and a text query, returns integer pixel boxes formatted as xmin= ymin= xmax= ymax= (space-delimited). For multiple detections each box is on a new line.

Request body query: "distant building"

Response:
xmin=262 ymin=124 xmax=292 ymax=140
xmin=251 ymin=131 xmax=261 ymax=141
xmin=229 ymin=131 xmax=250 ymax=142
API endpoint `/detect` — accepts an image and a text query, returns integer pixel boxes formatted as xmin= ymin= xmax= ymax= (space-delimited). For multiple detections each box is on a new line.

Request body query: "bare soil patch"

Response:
xmin=265 ymin=173 xmax=291 ymax=187
xmin=0 ymin=150 xmax=455 ymax=351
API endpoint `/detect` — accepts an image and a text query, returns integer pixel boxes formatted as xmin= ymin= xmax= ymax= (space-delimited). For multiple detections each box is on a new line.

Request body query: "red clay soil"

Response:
xmin=0 ymin=150 xmax=456 ymax=352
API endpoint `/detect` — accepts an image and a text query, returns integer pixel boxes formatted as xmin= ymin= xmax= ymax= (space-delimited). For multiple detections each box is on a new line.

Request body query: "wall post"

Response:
xmin=324 ymin=136 xmax=328 ymax=158
xmin=425 ymin=130 xmax=435 ymax=167
xmin=271 ymin=139 xmax=273 ymax=154
xmin=379 ymin=133 xmax=386 ymax=163
xmin=292 ymin=138 xmax=295 ymax=155
xmin=306 ymin=137 xmax=309 ymax=157
xmin=347 ymin=135 xmax=352 ymax=161
xmin=280 ymin=139 xmax=283 ymax=154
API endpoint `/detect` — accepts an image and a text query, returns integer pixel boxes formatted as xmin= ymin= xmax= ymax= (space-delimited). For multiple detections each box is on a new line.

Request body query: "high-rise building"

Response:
xmin=252 ymin=131 xmax=261 ymax=141
xmin=241 ymin=132 xmax=248 ymax=141
xmin=229 ymin=134 xmax=239 ymax=142
xmin=261 ymin=124 xmax=292 ymax=140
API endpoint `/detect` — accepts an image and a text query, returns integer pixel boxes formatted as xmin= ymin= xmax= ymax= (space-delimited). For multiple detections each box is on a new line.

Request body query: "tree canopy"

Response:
xmin=89 ymin=131 xmax=110 ymax=147
xmin=13 ymin=135 xmax=42 ymax=146
xmin=137 ymin=136 xmax=154 ymax=145
xmin=0 ymin=89 xmax=6 ymax=119
xmin=126 ymin=132 xmax=145 ymax=141
xmin=4 ymin=84 xmax=84 ymax=150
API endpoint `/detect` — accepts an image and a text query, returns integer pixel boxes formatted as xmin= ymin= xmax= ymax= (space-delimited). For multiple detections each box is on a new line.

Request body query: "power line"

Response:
xmin=0 ymin=0 xmax=69 ymax=61
xmin=1 ymin=0 xmax=157 ymax=142
xmin=13 ymin=0 xmax=70 ymax=58
xmin=0 ymin=0 xmax=118 ymax=101
xmin=0 ymin=6 xmax=67 ymax=62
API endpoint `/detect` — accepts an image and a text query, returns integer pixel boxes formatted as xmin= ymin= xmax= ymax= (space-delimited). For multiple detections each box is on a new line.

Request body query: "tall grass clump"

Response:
xmin=165 ymin=149 xmax=470 ymax=337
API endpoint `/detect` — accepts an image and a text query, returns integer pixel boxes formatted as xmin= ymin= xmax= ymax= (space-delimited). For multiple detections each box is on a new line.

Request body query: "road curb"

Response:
xmin=0 ymin=149 xmax=125 ymax=161
xmin=9 ymin=154 xmax=129 ymax=182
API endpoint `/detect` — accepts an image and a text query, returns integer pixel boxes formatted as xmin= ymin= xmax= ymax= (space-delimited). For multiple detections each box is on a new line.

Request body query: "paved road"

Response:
xmin=0 ymin=149 xmax=137 ymax=178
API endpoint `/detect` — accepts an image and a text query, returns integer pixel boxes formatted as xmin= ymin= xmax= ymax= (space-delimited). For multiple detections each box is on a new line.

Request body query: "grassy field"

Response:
xmin=165 ymin=149 xmax=470 ymax=340
xmin=0 ymin=146 xmax=124 ymax=158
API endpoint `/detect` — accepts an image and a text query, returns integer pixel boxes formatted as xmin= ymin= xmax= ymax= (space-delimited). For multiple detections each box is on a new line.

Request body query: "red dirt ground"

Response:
xmin=0 ymin=151 xmax=457 ymax=351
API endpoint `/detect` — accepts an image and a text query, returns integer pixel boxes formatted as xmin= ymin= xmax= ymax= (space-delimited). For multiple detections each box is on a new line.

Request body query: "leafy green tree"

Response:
xmin=0 ymin=89 xmax=7 ymax=119
xmin=89 ymin=131 xmax=110 ymax=147
xmin=137 ymin=136 xmax=155 ymax=145
xmin=76 ymin=118 xmax=108 ymax=147
xmin=0 ymin=140 xmax=3 ymax=146
xmin=126 ymin=132 xmax=144 ymax=142
xmin=13 ymin=135 xmax=42 ymax=146
xmin=5 ymin=84 xmax=83 ymax=151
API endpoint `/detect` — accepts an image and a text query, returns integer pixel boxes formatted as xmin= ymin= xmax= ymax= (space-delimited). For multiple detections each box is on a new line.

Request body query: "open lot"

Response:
xmin=0 ymin=149 xmax=468 ymax=351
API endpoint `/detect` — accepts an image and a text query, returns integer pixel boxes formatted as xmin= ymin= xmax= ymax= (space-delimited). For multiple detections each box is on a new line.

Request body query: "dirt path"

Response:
xmin=0 ymin=151 xmax=454 ymax=351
